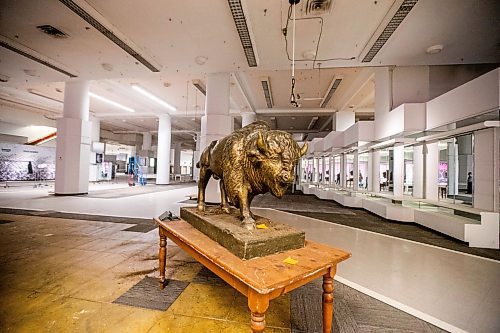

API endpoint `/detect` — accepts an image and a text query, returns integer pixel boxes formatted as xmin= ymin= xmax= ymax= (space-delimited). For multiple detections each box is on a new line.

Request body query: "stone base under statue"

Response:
xmin=180 ymin=206 xmax=305 ymax=260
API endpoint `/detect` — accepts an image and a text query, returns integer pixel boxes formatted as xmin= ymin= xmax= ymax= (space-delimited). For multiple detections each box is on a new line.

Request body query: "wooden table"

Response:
xmin=156 ymin=218 xmax=351 ymax=332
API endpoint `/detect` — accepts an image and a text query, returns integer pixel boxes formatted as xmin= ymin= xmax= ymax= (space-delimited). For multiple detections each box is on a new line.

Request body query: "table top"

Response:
xmin=157 ymin=218 xmax=351 ymax=294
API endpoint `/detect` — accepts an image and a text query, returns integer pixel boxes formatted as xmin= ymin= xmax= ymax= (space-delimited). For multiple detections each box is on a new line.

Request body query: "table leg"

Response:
xmin=159 ymin=229 xmax=167 ymax=289
xmin=322 ymin=267 xmax=336 ymax=333
xmin=248 ymin=291 xmax=269 ymax=333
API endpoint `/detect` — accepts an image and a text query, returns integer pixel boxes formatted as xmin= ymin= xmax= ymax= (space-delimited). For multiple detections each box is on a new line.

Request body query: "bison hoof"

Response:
xmin=221 ymin=205 xmax=230 ymax=214
xmin=241 ymin=217 xmax=256 ymax=231
xmin=197 ymin=203 xmax=206 ymax=212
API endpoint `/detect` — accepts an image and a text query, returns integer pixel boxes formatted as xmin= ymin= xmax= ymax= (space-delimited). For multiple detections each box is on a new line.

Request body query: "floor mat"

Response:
xmin=113 ymin=276 xmax=189 ymax=311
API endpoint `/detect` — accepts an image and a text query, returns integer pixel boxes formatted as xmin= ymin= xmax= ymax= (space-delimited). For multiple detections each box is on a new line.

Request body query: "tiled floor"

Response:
xmin=0 ymin=182 xmax=499 ymax=332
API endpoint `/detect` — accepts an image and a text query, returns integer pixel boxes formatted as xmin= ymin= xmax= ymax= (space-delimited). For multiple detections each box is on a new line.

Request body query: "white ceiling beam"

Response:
xmin=232 ymin=72 xmax=255 ymax=112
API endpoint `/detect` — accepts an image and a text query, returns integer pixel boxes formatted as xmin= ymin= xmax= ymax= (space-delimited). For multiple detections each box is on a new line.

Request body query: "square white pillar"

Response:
xmin=55 ymin=118 xmax=91 ymax=194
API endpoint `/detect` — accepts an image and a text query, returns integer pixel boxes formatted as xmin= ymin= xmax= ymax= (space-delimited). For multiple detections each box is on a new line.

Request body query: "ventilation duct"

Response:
xmin=260 ymin=77 xmax=273 ymax=108
xmin=59 ymin=0 xmax=160 ymax=72
xmin=192 ymin=79 xmax=206 ymax=96
xmin=227 ymin=0 xmax=257 ymax=67
xmin=303 ymin=0 xmax=334 ymax=16
xmin=36 ymin=25 xmax=69 ymax=38
xmin=361 ymin=0 xmax=418 ymax=62
xmin=0 ymin=40 xmax=77 ymax=78
xmin=320 ymin=76 xmax=342 ymax=108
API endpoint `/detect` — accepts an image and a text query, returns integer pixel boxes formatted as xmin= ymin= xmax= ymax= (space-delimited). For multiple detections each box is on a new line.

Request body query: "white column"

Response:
xmin=174 ymin=142 xmax=182 ymax=175
xmin=329 ymin=156 xmax=334 ymax=186
xmin=142 ymin=132 xmax=152 ymax=151
xmin=55 ymin=81 xmax=91 ymax=195
xmin=367 ymin=151 xmax=374 ymax=192
xmin=447 ymin=141 xmax=459 ymax=196
xmin=333 ymin=111 xmax=355 ymax=131
xmin=193 ymin=133 xmax=201 ymax=181
xmin=393 ymin=145 xmax=405 ymax=197
xmin=88 ymin=116 xmax=100 ymax=182
xmin=353 ymin=151 xmax=359 ymax=191
xmin=474 ymin=128 xmax=497 ymax=211
xmin=413 ymin=144 xmax=424 ymax=198
xmin=340 ymin=154 xmax=346 ymax=188
xmin=200 ymin=72 xmax=232 ymax=202
xmin=371 ymin=150 xmax=381 ymax=193
xmin=424 ymin=142 xmax=439 ymax=201
xmin=321 ymin=157 xmax=326 ymax=185
xmin=241 ymin=113 xmax=257 ymax=127
xmin=156 ymin=114 xmax=171 ymax=185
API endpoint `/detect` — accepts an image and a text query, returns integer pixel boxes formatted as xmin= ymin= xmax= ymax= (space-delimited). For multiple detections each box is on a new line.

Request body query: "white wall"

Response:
xmin=429 ymin=64 xmax=499 ymax=100
xmin=426 ymin=68 xmax=499 ymax=130
xmin=392 ymin=66 xmax=430 ymax=108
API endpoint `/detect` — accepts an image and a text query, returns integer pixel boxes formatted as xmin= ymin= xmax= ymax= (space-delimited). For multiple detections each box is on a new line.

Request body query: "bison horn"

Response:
xmin=299 ymin=142 xmax=308 ymax=157
xmin=257 ymin=131 xmax=267 ymax=152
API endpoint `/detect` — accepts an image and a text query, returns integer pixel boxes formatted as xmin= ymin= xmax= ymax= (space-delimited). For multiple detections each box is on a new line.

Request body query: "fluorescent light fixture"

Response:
xmin=89 ymin=92 xmax=134 ymax=112
xmin=228 ymin=0 xmax=257 ymax=67
xmin=260 ymin=77 xmax=273 ymax=108
xmin=192 ymin=79 xmax=206 ymax=95
xmin=361 ymin=0 xmax=418 ymax=62
xmin=131 ymin=85 xmax=176 ymax=112
xmin=320 ymin=76 xmax=343 ymax=108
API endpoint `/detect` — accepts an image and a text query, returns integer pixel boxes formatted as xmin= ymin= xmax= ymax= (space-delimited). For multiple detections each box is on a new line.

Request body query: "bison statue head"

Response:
xmin=246 ymin=130 xmax=308 ymax=199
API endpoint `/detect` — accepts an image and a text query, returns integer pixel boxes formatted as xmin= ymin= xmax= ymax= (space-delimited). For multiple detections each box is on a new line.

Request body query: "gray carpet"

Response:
xmin=0 ymin=208 xmax=157 ymax=233
xmin=113 ymin=276 xmax=189 ymax=311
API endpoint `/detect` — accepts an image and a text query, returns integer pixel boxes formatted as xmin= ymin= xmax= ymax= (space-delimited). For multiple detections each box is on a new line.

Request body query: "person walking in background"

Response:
xmin=467 ymin=172 xmax=473 ymax=194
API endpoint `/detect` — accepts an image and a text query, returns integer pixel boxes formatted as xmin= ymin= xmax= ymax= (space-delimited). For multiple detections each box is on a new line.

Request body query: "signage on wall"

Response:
xmin=438 ymin=162 xmax=448 ymax=185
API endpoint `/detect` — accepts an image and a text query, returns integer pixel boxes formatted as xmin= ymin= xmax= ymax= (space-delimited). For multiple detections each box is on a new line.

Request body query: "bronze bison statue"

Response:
xmin=196 ymin=121 xmax=308 ymax=230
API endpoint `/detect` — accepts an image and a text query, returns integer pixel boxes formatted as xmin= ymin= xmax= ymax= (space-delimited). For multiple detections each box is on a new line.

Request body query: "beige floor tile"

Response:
xmin=148 ymin=312 xmax=290 ymax=333
xmin=166 ymin=282 xmax=236 ymax=320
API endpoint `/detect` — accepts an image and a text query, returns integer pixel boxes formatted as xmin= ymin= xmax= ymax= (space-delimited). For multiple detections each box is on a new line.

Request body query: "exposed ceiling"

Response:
xmin=0 ymin=0 xmax=498 ymax=145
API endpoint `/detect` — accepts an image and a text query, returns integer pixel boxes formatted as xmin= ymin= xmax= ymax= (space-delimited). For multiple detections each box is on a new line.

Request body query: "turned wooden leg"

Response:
xmin=322 ymin=267 xmax=336 ymax=333
xmin=159 ymin=230 xmax=167 ymax=289
xmin=248 ymin=291 xmax=269 ymax=332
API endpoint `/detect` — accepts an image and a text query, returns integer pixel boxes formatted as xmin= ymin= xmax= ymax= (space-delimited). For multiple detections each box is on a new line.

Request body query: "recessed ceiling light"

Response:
xmin=290 ymin=126 xmax=294 ymax=130
xmin=23 ymin=69 xmax=37 ymax=77
xmin=195 ymin=56 xmax=208 ymax=65
xmin=426 ymin=44 xmax=443 ymax=55
xmin=291 ymin=117 xmax=296 ymax=120
xmin=302 ymin=50 xmax=316 ymax=60
xmin=89 ymin=92 xmax=135 ymax=112
xmin=101 ymin=63 xmax=113 ymax=71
